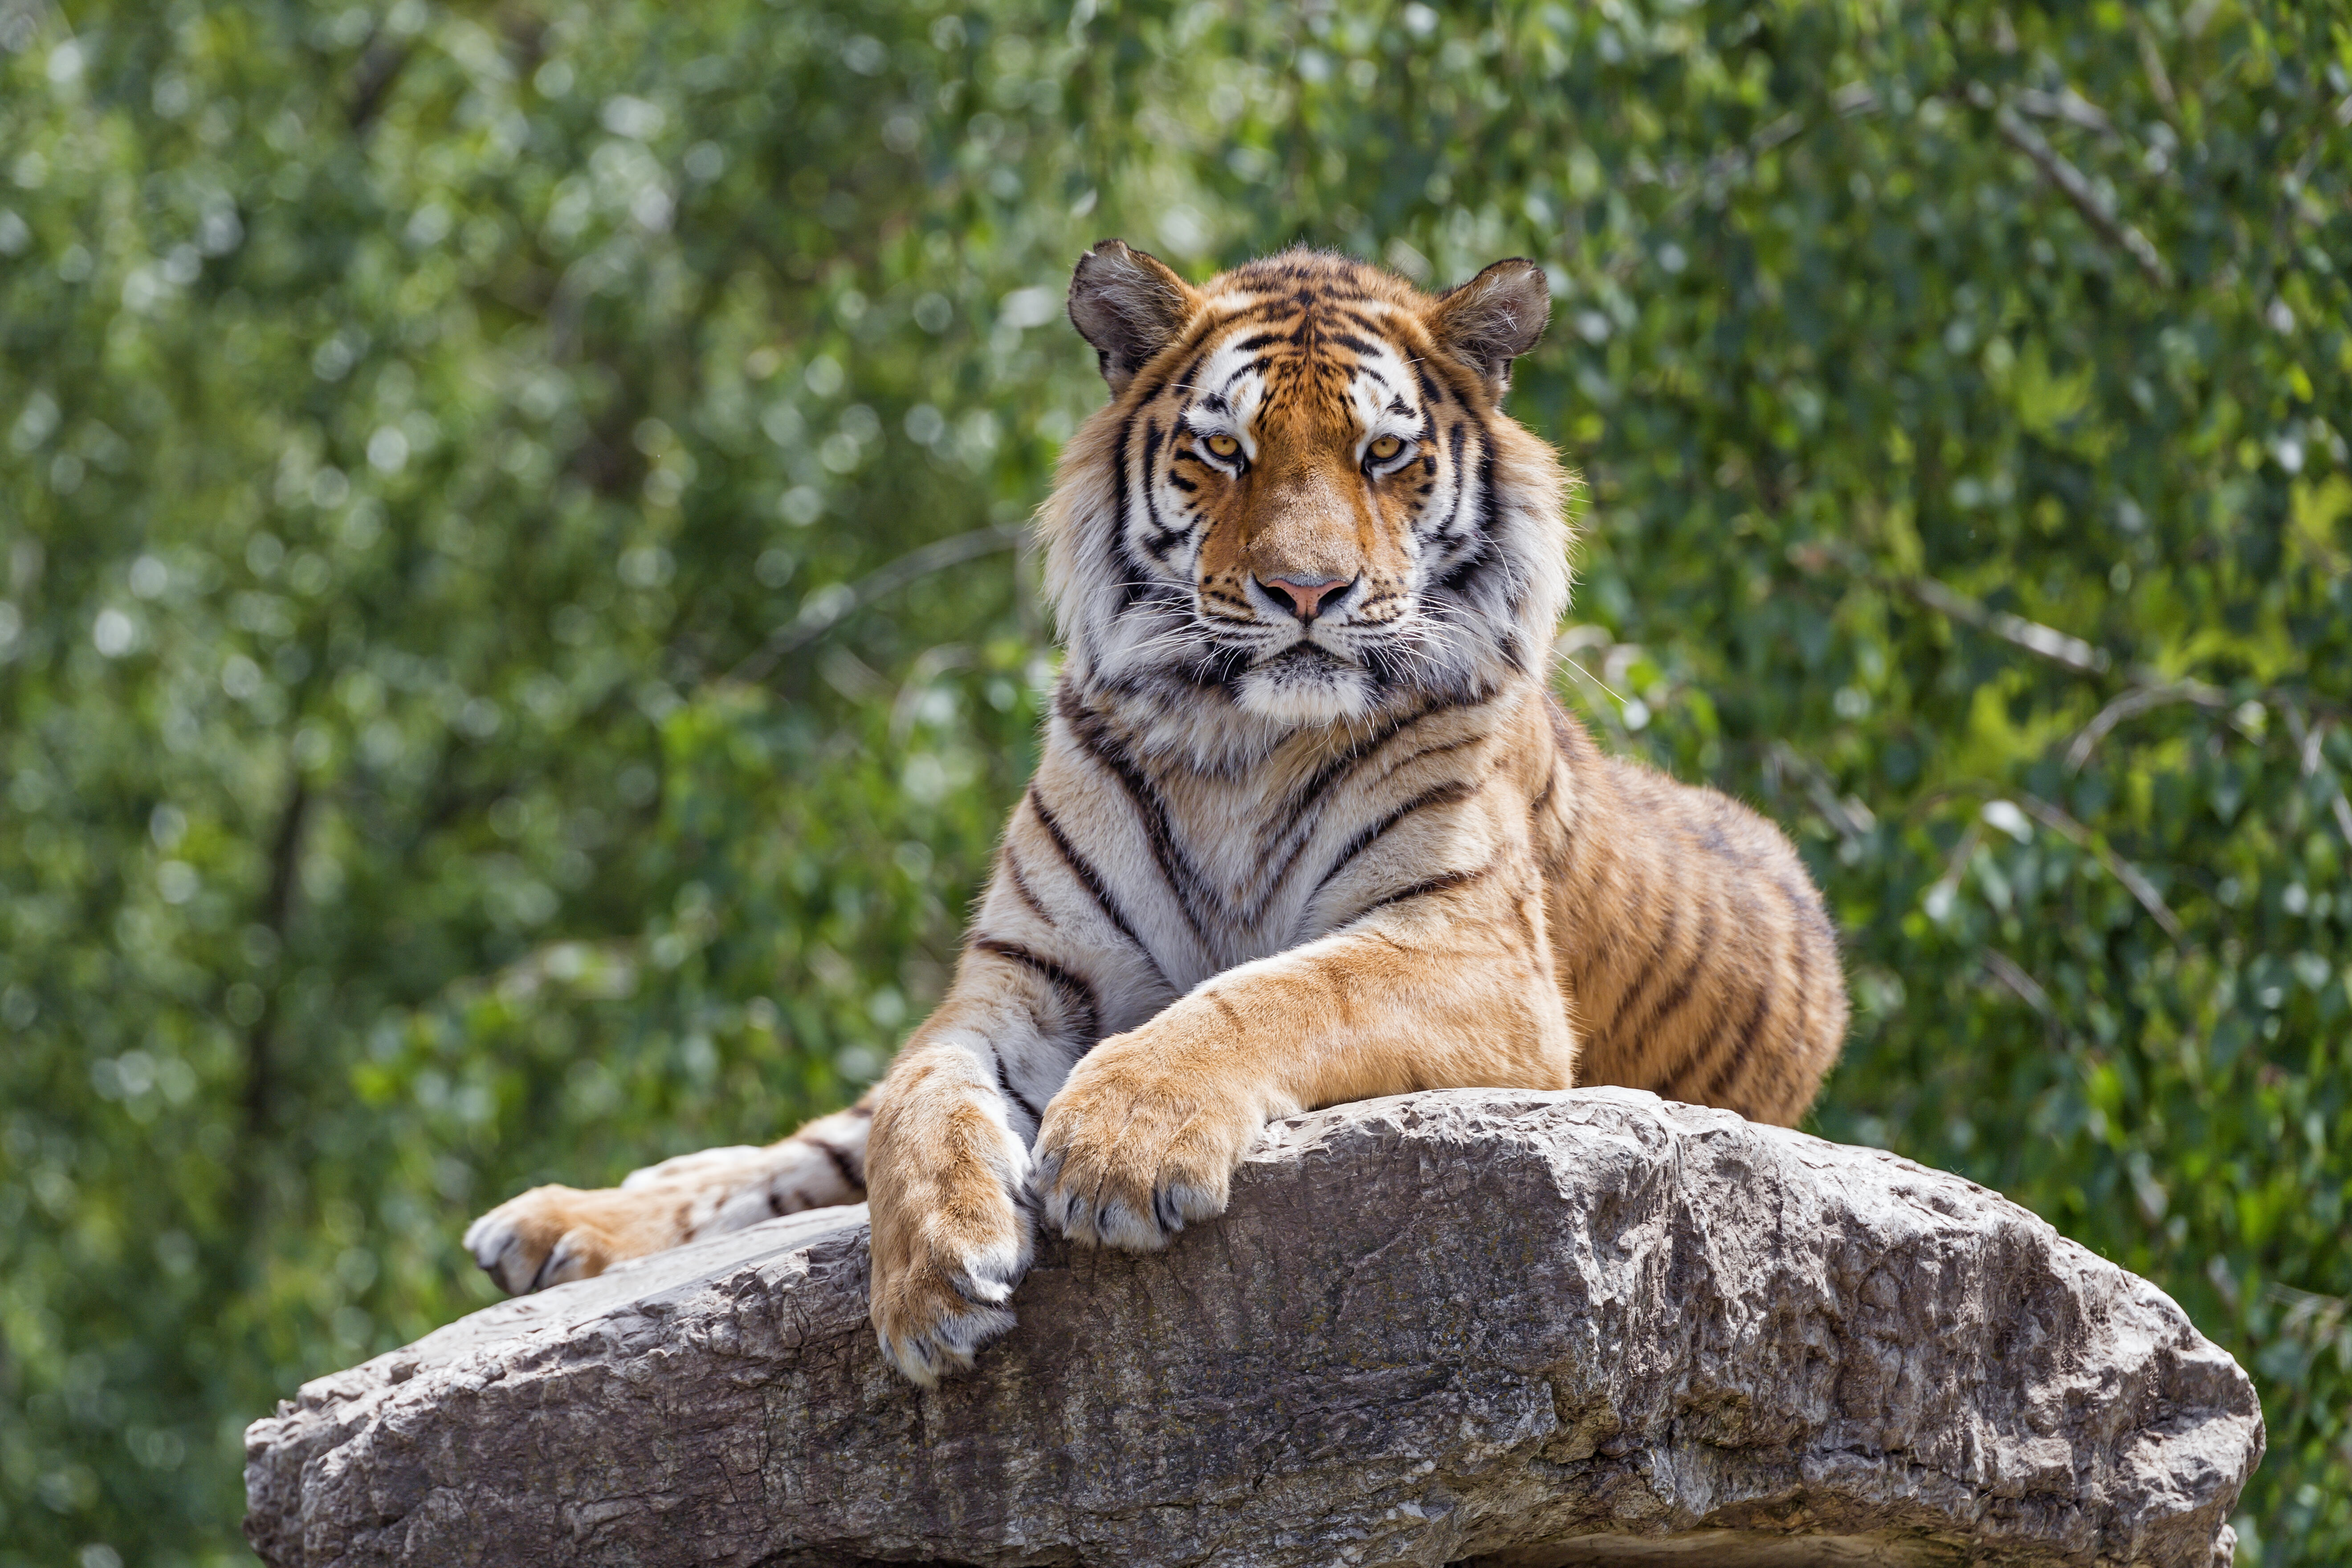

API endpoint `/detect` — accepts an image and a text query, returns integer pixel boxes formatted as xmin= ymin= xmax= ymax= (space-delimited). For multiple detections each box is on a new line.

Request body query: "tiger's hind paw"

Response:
xmin=463 ymin=1185 xmax=632 ymax=1295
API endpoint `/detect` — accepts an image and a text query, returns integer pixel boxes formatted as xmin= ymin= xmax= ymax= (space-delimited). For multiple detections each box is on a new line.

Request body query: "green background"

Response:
xmin=3 ymin=0 xmax=2347 ymax=1561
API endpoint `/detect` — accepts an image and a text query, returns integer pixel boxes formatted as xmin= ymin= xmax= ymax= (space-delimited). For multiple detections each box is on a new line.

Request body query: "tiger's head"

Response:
xmin=1042 ymin=242 xmax=1571 ymax=747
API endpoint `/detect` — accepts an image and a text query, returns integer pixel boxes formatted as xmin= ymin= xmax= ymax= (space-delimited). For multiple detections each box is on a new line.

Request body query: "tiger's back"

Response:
xmin=1535 ymin=701 xmax=1845 ymax=1126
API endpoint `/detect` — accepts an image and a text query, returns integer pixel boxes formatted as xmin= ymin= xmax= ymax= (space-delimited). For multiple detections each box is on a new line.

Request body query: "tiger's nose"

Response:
xmin=1258 ymin=575 xmax=1355 ymax=621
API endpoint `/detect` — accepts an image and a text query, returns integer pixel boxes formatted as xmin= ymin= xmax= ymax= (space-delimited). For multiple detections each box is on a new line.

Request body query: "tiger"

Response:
xmin=464 ymin=240 xmax=1848 ymax=1385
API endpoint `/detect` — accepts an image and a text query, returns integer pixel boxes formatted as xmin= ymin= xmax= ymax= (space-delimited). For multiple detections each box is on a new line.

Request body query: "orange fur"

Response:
xmin=463 ymin=245 xmax=1847 ymax=1388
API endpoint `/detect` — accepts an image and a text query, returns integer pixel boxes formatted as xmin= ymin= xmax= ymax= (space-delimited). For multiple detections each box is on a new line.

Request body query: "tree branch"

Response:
xmin=727 ymin=523 xmax=1026 ymax=685
xmin=2064 ymin=679 xmax=2228 ymax=772
xmin=1979 ymin=88 xmax=2173 ymax=289
xmin=242 ymin=777 xmax=312 ymax=1140
xmin=1905 ymin=576 xmax=2111 ymax=675
xmin=2016 ymin=791 xmax=2184 ymax=942
xmin=2280 ymin=702 xmax=2352 ymax=851
xmin=1981 ymin=947 xmax=2066 ymax=1051
xmin=348 ymin=31 xmax=412 ymax=134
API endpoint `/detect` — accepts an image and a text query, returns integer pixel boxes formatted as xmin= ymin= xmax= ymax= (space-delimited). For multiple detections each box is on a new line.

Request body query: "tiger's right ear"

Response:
xmin=1068 ymin=239 xmax=1199 ymax=394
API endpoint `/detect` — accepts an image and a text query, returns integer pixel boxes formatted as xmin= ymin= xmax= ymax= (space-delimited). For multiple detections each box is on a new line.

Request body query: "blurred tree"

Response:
xmin=0 ymin=0 xmax=2346 ymax=1563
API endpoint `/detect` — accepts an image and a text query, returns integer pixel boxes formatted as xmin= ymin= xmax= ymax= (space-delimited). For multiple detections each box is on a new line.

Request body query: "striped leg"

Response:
xmin=463 ymin=1100 xmax=872 ymax=1295
xmin=862 ymin=1032 xmax=1039 ymax=1385
xmin=861 ymin=795 xmax=1165 ymax=1383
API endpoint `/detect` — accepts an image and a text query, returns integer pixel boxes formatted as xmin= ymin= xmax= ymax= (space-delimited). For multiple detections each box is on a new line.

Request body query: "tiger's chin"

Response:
xmin=1231 ymin=645 xmax=1379 ymax=728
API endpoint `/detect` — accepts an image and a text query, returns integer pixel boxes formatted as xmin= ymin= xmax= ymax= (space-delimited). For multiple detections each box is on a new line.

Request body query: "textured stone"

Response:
xmin=244 ymin=1089 xmax=2262 ymax=1567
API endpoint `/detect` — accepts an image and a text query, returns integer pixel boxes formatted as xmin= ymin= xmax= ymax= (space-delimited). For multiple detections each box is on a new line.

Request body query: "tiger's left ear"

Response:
xmin=1068 ymin=239 xmax=1201 ymax=394
xmin=1427 ymin=258 xmax=1550 ymax=398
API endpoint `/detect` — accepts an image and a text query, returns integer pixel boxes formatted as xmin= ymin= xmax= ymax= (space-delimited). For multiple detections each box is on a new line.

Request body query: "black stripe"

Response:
xmin=1420 ymin=341 xmax=1489 ymax=408
xmin=1056 ymin=689 xmax=1218 ymax=942
xmin=1477 ymin=439 xmax=1498 ymax=534
xmin=1437 ymin=432 xmax=1498 ymax=593
xmin=802 ymin=1137 xmax=865 ymax=1193
xmin=1428 ymin=421 xmax=1471 ymax=542
xmin=1598 ymin=894 xmax=1683 ymax=1043
xmin=1346 ymin=862 xmax=1493 ymax=924
xmin=1166 ymin=347 xmax=1209 ymax=398
xmin=1138 ymin=419 xmax=1186 ymax=557
xmin=1099 ymin=649 xmax=1249 ymax=705
xmin=1377 ymin=732 xmax=1486 ymax=779
xmin=972 ymin=935 xmax=1103 ymax=1048
xmin=1310 ymin=776 xmax=1480 ymax=902
xmin=1620 ymin=899 xmax=1720 ymax=1059
xmin=1107 ymin=412 xmax=1144 ymax=613
xmin=1435 ymin=534 xmax=1493 ymax=595
xmin=1266 ymin=701 xmax=1436 ymax=833
xmin=1026 ymin=784 xmax=1162 ymax=982
xmin=1110 ymin=535 xmax=1163 ymax=622
xmin=1686 ymin=978 xmax=1777 ymax=1108
xmin=1003 ymin=850 xmax=1054 ymax=927
xmin=991 ymin=1051 xmax=1044 ymax=1127
xmin=1236 ymin=703 xmax=1442 ymax=915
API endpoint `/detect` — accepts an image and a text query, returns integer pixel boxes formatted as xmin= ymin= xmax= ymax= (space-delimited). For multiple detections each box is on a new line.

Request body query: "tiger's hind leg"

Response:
xmin=463 ymin=1100 xmax=872 ymax=1294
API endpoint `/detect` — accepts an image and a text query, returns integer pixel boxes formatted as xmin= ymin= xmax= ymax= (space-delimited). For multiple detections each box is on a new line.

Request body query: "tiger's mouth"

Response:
xmin=1226 ymin=633 xmax=1382 ymax=725
xmin=1201 ymin=595 xmax=1385 ymax=668
xmin=1255 ymin=641 xmax=1351 ymax=672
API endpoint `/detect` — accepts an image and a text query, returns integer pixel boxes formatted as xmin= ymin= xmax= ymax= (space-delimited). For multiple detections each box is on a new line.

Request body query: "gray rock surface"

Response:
xmin=244 ymin=1089 xmax=2262 ymax=1568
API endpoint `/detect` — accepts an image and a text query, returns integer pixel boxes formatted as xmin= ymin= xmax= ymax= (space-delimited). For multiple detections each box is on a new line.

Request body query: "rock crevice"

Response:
xmin=245 ymin=1089 xmax=2262 ymax=1567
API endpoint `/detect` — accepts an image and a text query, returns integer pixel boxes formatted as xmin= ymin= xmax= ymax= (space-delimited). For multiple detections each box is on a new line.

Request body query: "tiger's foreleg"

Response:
xmin=463 ymin=1100 xmax=873 ymax=1295
xmin=863 ymin=935 xmax=1116 ymax=1384
xmin=1032 ymin=869 xmax=1573 ymax=1251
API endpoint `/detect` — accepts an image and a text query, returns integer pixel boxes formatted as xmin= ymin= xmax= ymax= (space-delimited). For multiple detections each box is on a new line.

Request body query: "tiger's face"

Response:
xmin=1047 ymin=244 xmax=1569 ymax=741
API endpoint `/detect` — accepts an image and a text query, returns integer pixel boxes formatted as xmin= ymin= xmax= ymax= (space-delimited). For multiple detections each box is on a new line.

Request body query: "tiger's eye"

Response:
xmin=1368 ymin=435 xmax=1404 ymax=461
xmin=1205 ymin=434 xmax=1241 ymax=459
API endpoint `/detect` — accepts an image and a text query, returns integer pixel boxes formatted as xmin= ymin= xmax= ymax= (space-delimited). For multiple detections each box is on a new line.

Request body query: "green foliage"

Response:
xmin=2 ymin=0 xmax=2347 ymax=1562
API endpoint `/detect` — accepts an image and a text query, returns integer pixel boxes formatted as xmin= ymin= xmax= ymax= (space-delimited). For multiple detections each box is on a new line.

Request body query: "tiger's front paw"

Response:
xmin=865 ymin=1073 xmax=1036 ymax=1385
xmin=868 ymin=1173 xmax=1034 ymax=1386
xmin=1031 ymin=1032 xmax=1264 ymax=1251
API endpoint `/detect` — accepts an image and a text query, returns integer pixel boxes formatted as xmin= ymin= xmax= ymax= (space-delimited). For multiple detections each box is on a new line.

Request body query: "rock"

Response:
xmin=244 ymin=1089 xmax=2262 ymax=1568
